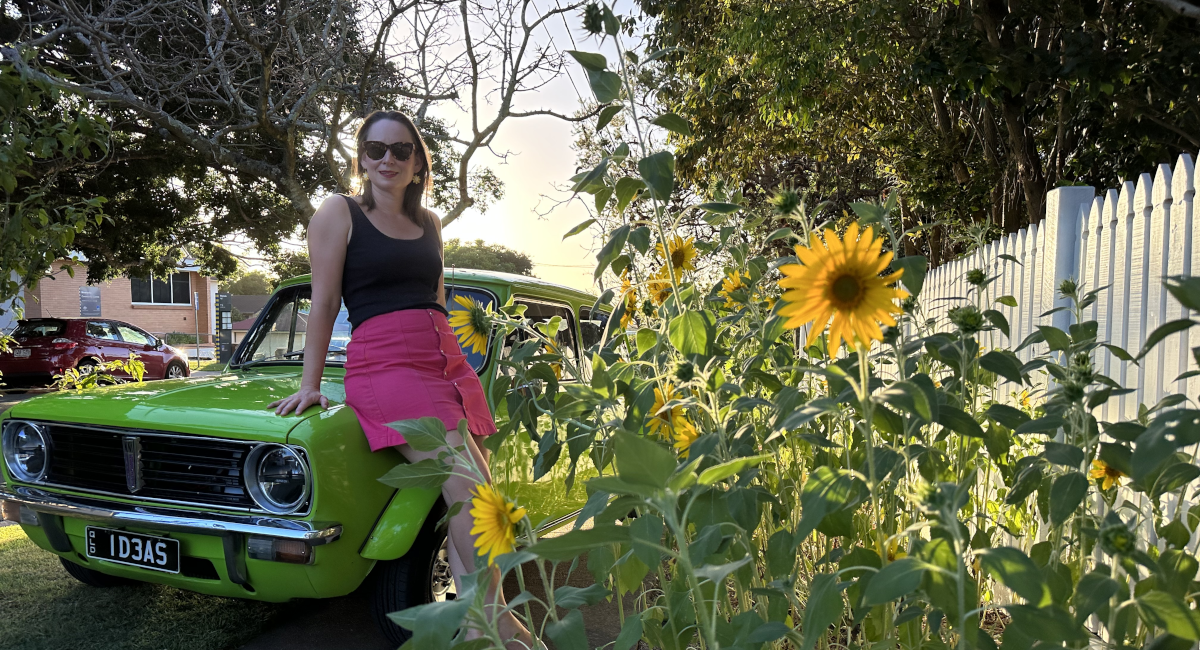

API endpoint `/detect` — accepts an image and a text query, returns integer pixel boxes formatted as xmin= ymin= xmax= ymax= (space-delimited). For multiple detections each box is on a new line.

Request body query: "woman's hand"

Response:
xmin=269 ymin=386 xmax=329 ymax=416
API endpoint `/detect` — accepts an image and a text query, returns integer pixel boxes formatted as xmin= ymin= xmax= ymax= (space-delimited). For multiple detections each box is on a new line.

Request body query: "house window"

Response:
xmin=131 ymin=273 xmax=191 ymax=305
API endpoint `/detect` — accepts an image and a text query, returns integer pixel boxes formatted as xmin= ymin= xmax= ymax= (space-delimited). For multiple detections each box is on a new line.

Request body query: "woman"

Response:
xmin=268 ymin=110 xmax=531 ymax=647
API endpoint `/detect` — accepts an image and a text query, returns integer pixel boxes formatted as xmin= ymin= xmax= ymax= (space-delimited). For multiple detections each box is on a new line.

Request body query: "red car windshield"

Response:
xmin=13 ymin=320 xmax=67 ymax=338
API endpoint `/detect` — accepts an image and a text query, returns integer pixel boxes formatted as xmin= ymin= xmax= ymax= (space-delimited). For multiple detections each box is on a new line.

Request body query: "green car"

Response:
xmin=0 ymin=269 xmax=607 ymax=644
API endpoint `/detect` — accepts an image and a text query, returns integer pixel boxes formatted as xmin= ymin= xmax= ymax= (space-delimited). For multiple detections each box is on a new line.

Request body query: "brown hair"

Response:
xmin=352 ymin=110 xmax=435 ymax=229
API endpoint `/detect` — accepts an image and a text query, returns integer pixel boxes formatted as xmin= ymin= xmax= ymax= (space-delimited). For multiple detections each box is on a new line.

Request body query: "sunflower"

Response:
xmin=719 ymin=270 xmax=747 ymax=309
xmin=543 ymin=338 xmax=563 ymax=379
xmin=671 ymin=419 xmax=700 ymax=457
xmin=777 ymin=223 xmax=908 ymax=350
xmin=655 ymin=236 xmax=697 ymax=273
xmin=619 ymin=271 xmax=636 ymax=330
xmin=448 ymin=294 xmax=492 ymax=355
xmin=468 ymin=483 xmax=527 ymax=566
xmin=1090 ymin=459 xmax=1126 ymax=491
xmin=648 ymin=266 xmax=674 ymax=305
xmin=648 ymin=381 xmax=687 ymax=439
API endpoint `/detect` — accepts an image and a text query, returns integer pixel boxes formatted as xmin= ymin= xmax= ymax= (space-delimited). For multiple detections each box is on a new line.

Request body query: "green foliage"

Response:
xmin=267 ymin=250 xmax=311 ymax=287
xmin=220 ymin=270 xmax=273 ymax=296
xmin=52 ymin=354 xmax=146 ymax=390
xmin=443 ymin=238 xmax=534 ymax=276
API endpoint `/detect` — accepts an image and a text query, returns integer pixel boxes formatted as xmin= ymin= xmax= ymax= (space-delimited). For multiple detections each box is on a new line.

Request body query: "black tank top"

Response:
xmin=340 ymin=195 xmax=446 ymax=330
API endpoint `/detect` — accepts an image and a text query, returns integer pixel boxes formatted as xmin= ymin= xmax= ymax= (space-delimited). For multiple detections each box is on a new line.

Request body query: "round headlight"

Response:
xmin=2 ymin=421 xmax=49 ymax=482
xmin=245 ymin=444 xmax=310 ymax=514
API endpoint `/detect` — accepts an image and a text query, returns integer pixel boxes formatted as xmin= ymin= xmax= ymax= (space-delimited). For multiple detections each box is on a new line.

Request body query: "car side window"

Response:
xmin=117 ymin=325 xmax=151 ymax=346
xmin=503 ymin=299 xmax=578 ymax=379
xmin=87 ymin=321 xmax=120 ymax=341
xmin=579 ymin=308 xmax=609 ymax=351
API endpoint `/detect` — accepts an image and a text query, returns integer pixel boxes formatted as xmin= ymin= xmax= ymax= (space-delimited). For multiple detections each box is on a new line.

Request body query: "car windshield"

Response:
xmin=233 ymin=284 xmax=496 ymax=373
xmin=13 ymin=320 xmax=66 ymax=338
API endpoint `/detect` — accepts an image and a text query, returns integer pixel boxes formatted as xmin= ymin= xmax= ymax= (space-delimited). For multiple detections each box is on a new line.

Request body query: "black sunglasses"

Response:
xmin=363 ymin=140 xmax=416 ymax=161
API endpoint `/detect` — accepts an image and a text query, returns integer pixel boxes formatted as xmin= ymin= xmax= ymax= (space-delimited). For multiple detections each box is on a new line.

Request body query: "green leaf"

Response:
xmin=630 ymin=514 xmax=664 ymax=568
xmin=997 ymin=295 xmax=1018 ymax=308
xmin=594 ymin=224 xmax=630 ymax=280
xmin=980 ymin=350 xmax=1024 ymax=384
xmin=527 ymin=525 xmax=631 ymax=561
xmin=554 ymin=583 xmax=610 ymax=609
xmin=1104 ymin=343 xmax=1136 ymax=362
xmin=976 ymin=547 xmax=1049 ymax=605
xmin=1137 ymin=591 xmax=1200 ymax=640
xmin=1015 ymin=415 xmax=1063 ymax=435
xmin=587 ymin=475 xmax=658 ymax=498
xmin=987 ymin=403 xmax=1031 ymax=430
xmin=615 ymin=429 xmax=677 ymax=488
xmin=596 ymin=104 xmax=622 ymax=130
xmin=566 ymin=50 xmax=608 ymax=71
xmin=385 ymin=417 xmax=449 ymax=451
xmin=1005 ymin=604 xmax=1088 ymax=645
xmin=897 ymin=255 xmax=927 ymax=298
xmin=377 ymin=458 xmax=450 ymax=489
xmin=651 ymin=113 xmax=693 ymax=136
xmin=698 ymin=202 xmax=744 ymax=214
xmin=938 ymin=406 xmax=984 ymax=438
xmin=983 ymin=309 xmax=1010 ymax=338
xmin=563 ymin=218 xmax=596 ymax=240
xmin=572 ymin=158 xmax=608 ymax=193
xmin=698 ymin=454 xmax=772 ymax=485
xmin=546 ymin=609 xmax=589 ymax=650
xmin=794 ymin=467 xmax=862 ymax=545
xmin=1103 ymin=421 xmax=1146 ymax=442
xmin=879 ymin=380 xmax=934 ymax=422
xmin=588 ymin=69 xmax=623 ymax=103
xmin=1138 ymin=319 xmax=1197 ymax=361
xmin=615 ymin=177 xmax=645 ymax=212
xmin=668 ymin=310 xmax=715 ymax=357
xmin=1049 ymin=472 xmax=1088 ymax=526
xmin=1073 ymin=571 xmax=1119 ymax=622
xmin=765 ymin=227 xmax=794 ymax=242
xmin=613 ymin=615 xmax=643 ymax=650
xmin=388 ymin=596 xmax=469 ymax=650
xmin=1042 ymin=442 xmax=1085 ymax=467
xmin=1166 ymin=276 xmax=1200 ymax=311
xmin=1152 ymin=463 xmax=1200 ymax=500
xmin=1038 ymin=325 xmax=1072 ymax=352
xmin=638 ymin=151 xmax=675 ymax=201
xmin=862 ymin=557 xmax=926 ymax=606
xmin=801 ymin=573 xmax=850 ymax=650
xmin=1133 ymin=410 xmax=1200 ymax=480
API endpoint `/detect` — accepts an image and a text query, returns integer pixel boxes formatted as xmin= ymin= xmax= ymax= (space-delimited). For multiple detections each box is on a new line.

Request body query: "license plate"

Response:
xmin=13 ymin=348 xmax=29 ymax=358
xmin=85 ymin=526 xmax=180 ymax=574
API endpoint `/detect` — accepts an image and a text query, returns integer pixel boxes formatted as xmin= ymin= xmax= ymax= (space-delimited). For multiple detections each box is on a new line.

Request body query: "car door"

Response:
xmin=85 ymin=321 xmax=126 ymax=364
xmin=115 ymin=323 xmax=166 ymax=378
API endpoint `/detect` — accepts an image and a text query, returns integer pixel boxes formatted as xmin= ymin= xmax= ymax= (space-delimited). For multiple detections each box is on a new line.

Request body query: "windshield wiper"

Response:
xmin=282 ymin=346 xmax=346 ymax=360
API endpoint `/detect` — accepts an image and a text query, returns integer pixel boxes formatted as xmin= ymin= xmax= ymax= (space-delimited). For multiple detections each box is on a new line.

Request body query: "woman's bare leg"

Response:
xmin=395 ymin=429 xmax=532 ymax=647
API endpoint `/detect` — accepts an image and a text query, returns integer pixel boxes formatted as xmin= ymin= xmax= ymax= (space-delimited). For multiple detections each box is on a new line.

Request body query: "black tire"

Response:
xmin=76 ymin=358 xmax=99 ymax=375
xmin=60 ymin=556 xmax=136 ymax=587
xmin=370 ymin=498 xmax=452 ymax=646
xmin=165 ymin=361 xmax=187 ymax=379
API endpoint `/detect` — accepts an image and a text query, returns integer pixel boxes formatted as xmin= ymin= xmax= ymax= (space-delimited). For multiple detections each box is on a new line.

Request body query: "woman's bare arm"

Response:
xmin=270 ymin=196 xmax=351 ymax=415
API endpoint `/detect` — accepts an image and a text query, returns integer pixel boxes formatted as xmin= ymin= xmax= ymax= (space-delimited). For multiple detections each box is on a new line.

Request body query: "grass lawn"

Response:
xmin=0 ymin=525 xmax=285 ymax=650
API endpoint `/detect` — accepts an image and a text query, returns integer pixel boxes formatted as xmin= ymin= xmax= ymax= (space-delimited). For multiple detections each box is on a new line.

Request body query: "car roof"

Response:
xmin=276 ymin=268 xmax=606 ymax=309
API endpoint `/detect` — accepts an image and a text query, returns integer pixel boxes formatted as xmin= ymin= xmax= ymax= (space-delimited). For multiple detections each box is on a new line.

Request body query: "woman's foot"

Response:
xmin=498 ymin=611 xmax=539 ymax=650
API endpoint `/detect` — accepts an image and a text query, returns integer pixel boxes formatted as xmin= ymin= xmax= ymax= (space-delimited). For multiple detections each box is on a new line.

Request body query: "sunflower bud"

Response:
xmin=769 ymin=188 xmax=802 ymax=217
xmin=673 ymin=360 xmax=695 ymax=382
xmin=902 ymin=295 xmax=919 ymax=314
xmin=948 ymin=305 xmax=986 ymax=335
xmin=1099 ymin=522 xmax=1136 ymax=556
xmin=641 ymin=299 xmax=655 ymax=317
xmin=582 ymin=3 xmax=604 ymax=34
xmin=1059 ymin=278 xmax=1079 ymax=300
xmin=966 ymin=269 xmax=987 ymax=287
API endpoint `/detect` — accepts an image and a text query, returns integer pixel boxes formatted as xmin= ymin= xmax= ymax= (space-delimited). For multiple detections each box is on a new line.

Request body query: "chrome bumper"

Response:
xmin=0 ymin=485 xmax=341 ymax=546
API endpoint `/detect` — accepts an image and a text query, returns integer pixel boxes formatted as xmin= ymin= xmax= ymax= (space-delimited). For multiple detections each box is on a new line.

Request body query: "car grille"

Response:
xmin=43 ymin=423 xmax=256 ymax=509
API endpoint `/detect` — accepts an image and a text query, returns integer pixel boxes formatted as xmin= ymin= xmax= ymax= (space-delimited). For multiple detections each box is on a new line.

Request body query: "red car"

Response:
xmin=0 ymin=318 xmax=191 ymax=385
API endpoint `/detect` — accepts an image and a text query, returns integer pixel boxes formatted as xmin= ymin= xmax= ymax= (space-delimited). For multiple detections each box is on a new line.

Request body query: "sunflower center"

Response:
xmin=830 ymin=273 xmax=864 ymax=307
xmin=671 ymin=249 xmax=686 ymax=268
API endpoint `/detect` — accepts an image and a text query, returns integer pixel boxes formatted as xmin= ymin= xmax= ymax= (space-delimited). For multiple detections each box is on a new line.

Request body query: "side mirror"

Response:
xmin=144 ymin=342 xmax=157 ymax=351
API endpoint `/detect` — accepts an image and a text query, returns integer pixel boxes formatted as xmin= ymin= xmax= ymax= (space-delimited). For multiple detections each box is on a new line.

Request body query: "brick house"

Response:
xmin=22 ymin=259 xmax=218 ymax=345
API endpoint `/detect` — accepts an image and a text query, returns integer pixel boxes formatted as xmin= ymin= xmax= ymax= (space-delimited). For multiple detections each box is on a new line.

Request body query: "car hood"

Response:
xmin=5 ymin=371 xmax=344 ymax=443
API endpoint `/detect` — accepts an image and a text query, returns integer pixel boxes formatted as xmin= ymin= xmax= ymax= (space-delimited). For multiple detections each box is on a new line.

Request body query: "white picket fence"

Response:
xmin=919 ymin=153 xmax=1198 ymax=421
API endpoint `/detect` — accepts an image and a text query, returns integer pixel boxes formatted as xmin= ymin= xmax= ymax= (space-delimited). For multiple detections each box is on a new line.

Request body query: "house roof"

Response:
xmin=230 ymin=295 xmax=270 ymax=315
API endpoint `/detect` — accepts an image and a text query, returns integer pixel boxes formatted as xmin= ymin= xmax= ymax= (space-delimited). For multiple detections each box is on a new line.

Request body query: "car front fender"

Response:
xmin=360 ymin=486 xmax=442 ymax=560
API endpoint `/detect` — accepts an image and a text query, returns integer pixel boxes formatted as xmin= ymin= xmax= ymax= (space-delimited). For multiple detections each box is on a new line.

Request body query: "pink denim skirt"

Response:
xmin=344 ymin=308 xmax=497 ymax=451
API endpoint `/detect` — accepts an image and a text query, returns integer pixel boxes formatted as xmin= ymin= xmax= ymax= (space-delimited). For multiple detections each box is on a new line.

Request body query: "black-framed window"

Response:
xmin=131 ymin=273 xmax=191 ymax=304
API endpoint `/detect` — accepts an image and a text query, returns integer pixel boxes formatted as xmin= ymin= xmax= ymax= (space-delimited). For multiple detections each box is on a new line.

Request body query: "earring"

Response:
xmin=411 ymin=174 xmax=423 ymax=185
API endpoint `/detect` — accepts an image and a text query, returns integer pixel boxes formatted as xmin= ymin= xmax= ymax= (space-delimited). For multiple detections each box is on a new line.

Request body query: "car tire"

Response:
xmin=370 ymin=498 xmax=453 ymax=645
xmin=59 ymin=556 xmax=135 ymax=588
xmin=77 ymin=358 xmax=99 ymax=375
xmin=165 ymin=361 xmax=187 ymax=379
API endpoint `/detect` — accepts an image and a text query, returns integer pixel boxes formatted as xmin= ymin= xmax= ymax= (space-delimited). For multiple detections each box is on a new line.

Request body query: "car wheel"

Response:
xmin=165 ymin=361 xmax=187 ymax=379
xmin=370 ymin=498 xmax=454 ymax=645
xmin=60 ymin=556 xmax=136 ymax=588
xmin=77 ymin=358 xmax=99 ymax=375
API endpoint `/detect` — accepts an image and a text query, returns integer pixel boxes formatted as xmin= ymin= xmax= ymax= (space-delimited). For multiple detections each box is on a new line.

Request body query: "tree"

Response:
xmin=221 ymin=270 xmax=273 ymax=296
xmin=269 ymin=250 xmax=312 ymax=287
xmin=0 ymin=0 xmax=596 ymax=284
xmin=638 ymin=0 xmax=1200 ymax=262
xmin=443 ymin=239 xmax=533 ymax=276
